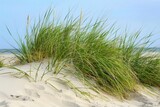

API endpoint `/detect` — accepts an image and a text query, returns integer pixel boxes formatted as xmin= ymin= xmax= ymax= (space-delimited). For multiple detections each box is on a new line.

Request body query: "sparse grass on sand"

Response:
xmin=9 ymin=9 xmax=160 ymax=99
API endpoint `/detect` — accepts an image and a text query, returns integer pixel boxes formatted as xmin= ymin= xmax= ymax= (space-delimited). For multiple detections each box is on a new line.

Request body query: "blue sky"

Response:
xmin=0 ymin=0 xmax=160 ymax=49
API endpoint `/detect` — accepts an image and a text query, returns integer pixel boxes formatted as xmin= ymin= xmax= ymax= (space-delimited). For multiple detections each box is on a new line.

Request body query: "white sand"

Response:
xmin=0 ymin=53 xmax=19 ymax=65
xmin=0 ymin=54 xmax=160 ymax=107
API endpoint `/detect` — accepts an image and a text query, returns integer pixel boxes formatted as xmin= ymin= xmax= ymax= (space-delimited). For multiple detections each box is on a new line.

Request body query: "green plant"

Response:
xmin=0 ymin=61 xmax=3 ymax=67
xmin=119 ymin=31 xmax=160 ymax=87
xmin=10 ymin=9 xmax=138 ymax=98
xmin=7 ymin=10 xmax=53 ymax=63
xmin=51 ymin=16 xmax=137 ymax=98
xmin=10 ymin=8 xmax=160 ymax=99
xmin=73 ymin=20 xmax=136 ymax=97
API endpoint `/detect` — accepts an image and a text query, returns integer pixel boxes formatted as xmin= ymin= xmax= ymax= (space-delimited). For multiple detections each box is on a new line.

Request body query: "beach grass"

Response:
xmin=10 ymin=9 xmax=160 ymax=98
xmin=0 ymin=61 xmax=3 ymax=67
xmin=133 ymin=58 xmax=160 ymax=87
xmin=69 ymin=21 xmax=137 ymax=98
xmin=119 ymin=32 xmax=160 ymax=87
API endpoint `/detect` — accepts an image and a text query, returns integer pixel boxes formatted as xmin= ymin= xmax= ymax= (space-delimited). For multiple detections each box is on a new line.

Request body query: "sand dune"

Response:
xmin=0 ymin=54 xmax=160 ymax=107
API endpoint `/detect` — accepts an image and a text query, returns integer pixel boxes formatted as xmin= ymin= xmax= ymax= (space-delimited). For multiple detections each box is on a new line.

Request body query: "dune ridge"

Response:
xmin=0 ymin=53 xmax=160 ymax=107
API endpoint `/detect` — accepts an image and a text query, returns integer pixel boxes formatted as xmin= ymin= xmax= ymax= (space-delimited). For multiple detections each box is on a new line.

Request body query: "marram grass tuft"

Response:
xmin=9 ymin=9 xmax=160 ymax=99
xmin=119 ymin=31 xmax=160 ymax=87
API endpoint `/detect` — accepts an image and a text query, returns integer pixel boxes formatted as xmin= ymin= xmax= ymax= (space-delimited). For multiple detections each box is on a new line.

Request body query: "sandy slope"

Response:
xmin=0 ymin=54 xmax=160 ymax=107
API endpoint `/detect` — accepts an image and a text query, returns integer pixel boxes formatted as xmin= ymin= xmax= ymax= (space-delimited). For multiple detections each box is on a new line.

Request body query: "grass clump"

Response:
xmin=11 ymin=9 xmax=160 ymax=98
xmin=68 ymin=21 xmax=137 ymax=98
xmin=0 ymin=61 xmax=3 ymax=67
xmin=119 ymin=32 xmax=160 ymax=87
xmin=10 ymin=11 xmax=54 ymax=63
xmin=134 ymin=58 xmax=160 ymax=86
xmin=13 ymin=10 xmax=76 ymax=63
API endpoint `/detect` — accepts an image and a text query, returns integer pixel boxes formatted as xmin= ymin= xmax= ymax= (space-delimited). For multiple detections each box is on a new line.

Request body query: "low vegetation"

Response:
xmin=119 ymin=33 xmax=160 ymax=86
xmin=10 ymin=9 xmax=160 ymax=98
xmin=0 ymin=61 xmax=3 ymax=67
